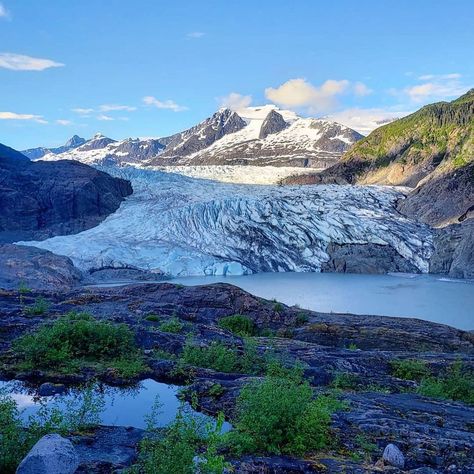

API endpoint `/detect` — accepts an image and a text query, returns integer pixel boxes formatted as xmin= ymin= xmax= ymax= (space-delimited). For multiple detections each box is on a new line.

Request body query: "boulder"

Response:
xmin=16 ymin=434 xmax=79 ymax=474
xmin=38 ymin=382 xmax=67 ymax=397
xmin=383 ymin=443 xmax=405 ymax=469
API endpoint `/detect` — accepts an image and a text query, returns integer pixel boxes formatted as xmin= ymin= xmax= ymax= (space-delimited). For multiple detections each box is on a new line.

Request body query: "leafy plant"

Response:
xmin=330 ymin=372 xmax=359 ymax=390
xmin=218 ymin=314 xmax=255 ymax=337
xmin=145 ymin=314 xmax=160 ymax=322
xmin=391 ymin=359 xmax=430 ymax=382
xmin=158 ymin=317 xmax=184 ymax=334
xmin=25 ymin=296 xmax=50 ymax=316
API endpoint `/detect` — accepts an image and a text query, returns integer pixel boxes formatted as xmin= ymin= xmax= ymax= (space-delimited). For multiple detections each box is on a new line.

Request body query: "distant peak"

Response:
xmin=92 ymin=132 xmax=106 ymax=139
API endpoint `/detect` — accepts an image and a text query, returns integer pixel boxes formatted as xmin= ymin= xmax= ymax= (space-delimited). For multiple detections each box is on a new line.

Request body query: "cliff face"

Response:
xmin=0 ymin=143 xmax=133 ymax=242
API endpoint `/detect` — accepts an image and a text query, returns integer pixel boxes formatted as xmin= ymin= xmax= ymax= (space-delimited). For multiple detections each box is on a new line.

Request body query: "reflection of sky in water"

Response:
xmin=169 ymin=272 xmax=474 ymax=330
xmin=0 ymin=379 xmax=230 ymax=431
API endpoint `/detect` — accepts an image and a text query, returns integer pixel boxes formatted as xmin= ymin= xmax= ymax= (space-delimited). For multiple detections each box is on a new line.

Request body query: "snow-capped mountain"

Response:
xmin=22 ymin=135 xmax=86 ymax=160
xmin=38 ymin=106 xmax=363 ymax=169
xmin=19 ymin=166 xmax=432 ymax=277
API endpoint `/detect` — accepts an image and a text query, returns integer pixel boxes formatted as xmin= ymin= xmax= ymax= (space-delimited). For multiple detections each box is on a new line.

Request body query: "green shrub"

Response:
xmin=228 ymin=366 xmax=342 ymax=456
xmin=135 ymin=402 xmax=228 ymax=474
xmin=12 ymin=312 xmax=145 ymax=378
xmin=25 ymin=296 xmax=50 ymax=316
xmin=330 ymin=372 xmax=359 ymax=390
xmin=208 ymin=383 xmax=224 ymax=397
xmin=391 ymin=359 xmax=430 ymax=381
xmin=145 ymin=314 xmax=160 ymax=322
xmin=158 ymin=317 xmax=184 ymax=334
xmin=218 ymin=314 xmax=255 ymax=336
xmin=417 ymin=361 xmax=474 ymax=404
xmin=273 ymin=300 xmax=284 ymax=312
xmin=295 ymin=312 xmax=309 ymax=326
xmin=181 ymin=339 xmax=265 ymax=375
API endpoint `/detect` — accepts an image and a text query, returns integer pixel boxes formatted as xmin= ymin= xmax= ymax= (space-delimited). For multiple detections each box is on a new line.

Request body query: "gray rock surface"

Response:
xmin=0 ymin=142 xmax=132 ymax=242
xmin=429 ymin=219 xmax=474 ymax=278
xmin=259 ymin=109 xmax=288 ymax=139
xmin=16 ymin=433 xmax=79 ymax=474
xmin=322 ymin=242 xmax=419 ymax=274
xmin=0 ymin=244 xmax=82 ymax=290
xmin=383 ymin=443 xmax=405 ymax=468
xmin=38 ymin=382 xmax=67 ymax=396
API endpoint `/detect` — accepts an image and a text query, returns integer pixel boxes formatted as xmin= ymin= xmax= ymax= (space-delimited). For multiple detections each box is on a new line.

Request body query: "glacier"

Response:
xmin=17 ymin=166 xmax=433 ymax=276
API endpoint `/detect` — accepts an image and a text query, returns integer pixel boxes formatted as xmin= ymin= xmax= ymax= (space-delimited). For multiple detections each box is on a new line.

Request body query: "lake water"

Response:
xmin=170 ymin=272 xmax=474 ymax=330
xmin=0 ymin=378 xmax=230 ymax=430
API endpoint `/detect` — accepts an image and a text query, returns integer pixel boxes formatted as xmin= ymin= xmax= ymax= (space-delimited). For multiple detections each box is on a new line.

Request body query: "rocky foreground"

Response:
xmin=0 ymin=283 xmax=473 ymax=473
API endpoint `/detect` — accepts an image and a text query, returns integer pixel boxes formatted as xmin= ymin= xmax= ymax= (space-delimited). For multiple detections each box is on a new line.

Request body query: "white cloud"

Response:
xmin=0 ymin=53 xmax=63 ymax=71
xmin=0 ymin=3 xmax=10 ymax=19
xmin=143 ymin=96 xmax=188 ymax=112
xmin=353 ymin=82 xmax=373 ymax=97
xmin=72 ymin=108 xmax=94 ymax=115
xmin=96 ymin=114 xmax=114 ymax=121
xmin=326 ymin=108 xmax=411 ymax=135
xmin=186 ymin=32 xmax=205 ymax=39
xmin=218 ymin=92 xmax=252 ymax=111
xmin=99 ymin=104 xmax=137 ymax=112
xmin=265 ymin=78 xmax=350 ymax=113
xmin=403 ymin=73 xmax=467 ymax=102
xmin=56 ymin=119 xmax=72 ymax=126
xmin=0 ymin=111 xmax=47 ymax=124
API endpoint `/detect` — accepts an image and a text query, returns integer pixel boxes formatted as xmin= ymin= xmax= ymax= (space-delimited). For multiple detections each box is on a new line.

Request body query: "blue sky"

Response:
xmin=1 ymin=0 xmax=473 ymax=149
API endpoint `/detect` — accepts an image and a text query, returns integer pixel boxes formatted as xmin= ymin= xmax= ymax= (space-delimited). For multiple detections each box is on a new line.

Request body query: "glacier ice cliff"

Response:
xmin=18 ymin=167 xmax=433 ymax=276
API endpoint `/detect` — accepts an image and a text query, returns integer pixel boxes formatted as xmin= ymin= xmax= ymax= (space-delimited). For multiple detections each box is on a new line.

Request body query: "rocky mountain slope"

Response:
xmin=19 ymin=166 xmax=432 ymax=276
xmin=0 ymin=143 xmax=132 ymax=243
xmin=282 ymin=90 xmax=474 ymax=278
xmin=38 ymin=106 xmax=362 ymax=168
xmin=22 ymin=134 xmax=86 ymax=160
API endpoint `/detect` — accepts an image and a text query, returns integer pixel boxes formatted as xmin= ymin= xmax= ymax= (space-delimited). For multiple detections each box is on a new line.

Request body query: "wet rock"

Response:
xmin=0 ymin=244 xmax=82 ymax=290
xmin=16 ymin=433 xmax=79 ymax=474
xmin=38 ymin=382 xmax=67 ymax=396
xmin=383 ymin=443 xmax=405 ymax=468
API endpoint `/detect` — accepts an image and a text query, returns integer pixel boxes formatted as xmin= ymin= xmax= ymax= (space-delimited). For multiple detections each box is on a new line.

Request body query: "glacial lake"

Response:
xmin=169 ymin=272 xmax=474 ymax=331
xmin=0 ymin=378 xmax=230 ymax=430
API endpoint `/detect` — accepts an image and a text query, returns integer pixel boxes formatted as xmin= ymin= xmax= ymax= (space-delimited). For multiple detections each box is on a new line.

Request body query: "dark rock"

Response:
xmin=0 ymin=244 xmax=82 ymax=290
xmin=73 ymin=425 xmax=144 ymax=473
xmin=383 ymin=443 xmax=405 ymax=468
xmin=16 ymin=433 xmax=79 ymax=474
xmin=38 ymin=382 xmax=67 ymax=396
xmin=429 ymin=219 xmax=474 ymax=279
xmin=322 ymin=242 xmax=419 ymax=274
xmin=0 ymin=142 xmax=132 ymax=242
xmin=259 ymin=110 xmax=288 ymax=139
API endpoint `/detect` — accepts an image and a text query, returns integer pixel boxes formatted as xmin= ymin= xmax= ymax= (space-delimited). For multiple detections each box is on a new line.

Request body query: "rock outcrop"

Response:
xmin=0 ymin=244 xmax=82 ymax=290
xmin=0 ymin=142 xmax=132 ymax=242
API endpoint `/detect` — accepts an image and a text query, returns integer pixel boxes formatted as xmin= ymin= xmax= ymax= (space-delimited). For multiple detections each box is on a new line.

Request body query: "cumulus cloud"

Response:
xmin=99 ymin=104 xmax=137 ymax=112
xmin=325 ymin=108 xmax=411 ymax=135
xmin=218 ymin=92 xmax=252 ymax=111
xmin=186 ymin=32 xmax=205 ymax=39
xmin=0 ymin=111 xmax=47 ymax=124
xmin=265 ymin=78 xmax=351 ymax=113
xmin=143 ymin=96 xmax=188 ymax=112
xmin=353 ymin=82 xmax=373 ymax=97
xmin=403 ymin=73 xmax=467 ymax=102
xmin=0 ymin=53 xmax=64 ymax=71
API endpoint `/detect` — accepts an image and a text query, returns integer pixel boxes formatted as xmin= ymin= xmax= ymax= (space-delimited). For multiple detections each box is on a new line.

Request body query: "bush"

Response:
xmin=158 ymin=317 xmax=184 ymax=334
xmin=330 ymin=372 xmax=359 ymax=390
xmin=180 ymin=339 xmax=265 ymax=374
xmin=25 ymin=296 xmax=50 ymax=316
xmin=391 ymin=359 xmax=430 ymax=381
xmin=12 ymin=312 xmax=146 ymax=378
xmin=145 ymin=314 xmax=160 ymax=322
xmin=218 ymin=314 xmax=255 ymax=337
xmin=417 ymin=361 xmax=474 ymax=405
xmin=135 ymin=402 xmax=228 ymax=474
xmin=228 ymin=366 xmax=342 ymax=456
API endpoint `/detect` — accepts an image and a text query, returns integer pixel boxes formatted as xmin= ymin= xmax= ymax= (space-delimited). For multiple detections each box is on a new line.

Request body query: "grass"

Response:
xmin=11 ymin=312 xmax=148 ymax=379
xmin=218 ymin=314 xmax=255 ymax=337
xmin=145 ymin=314 xmax=160 ymax=322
